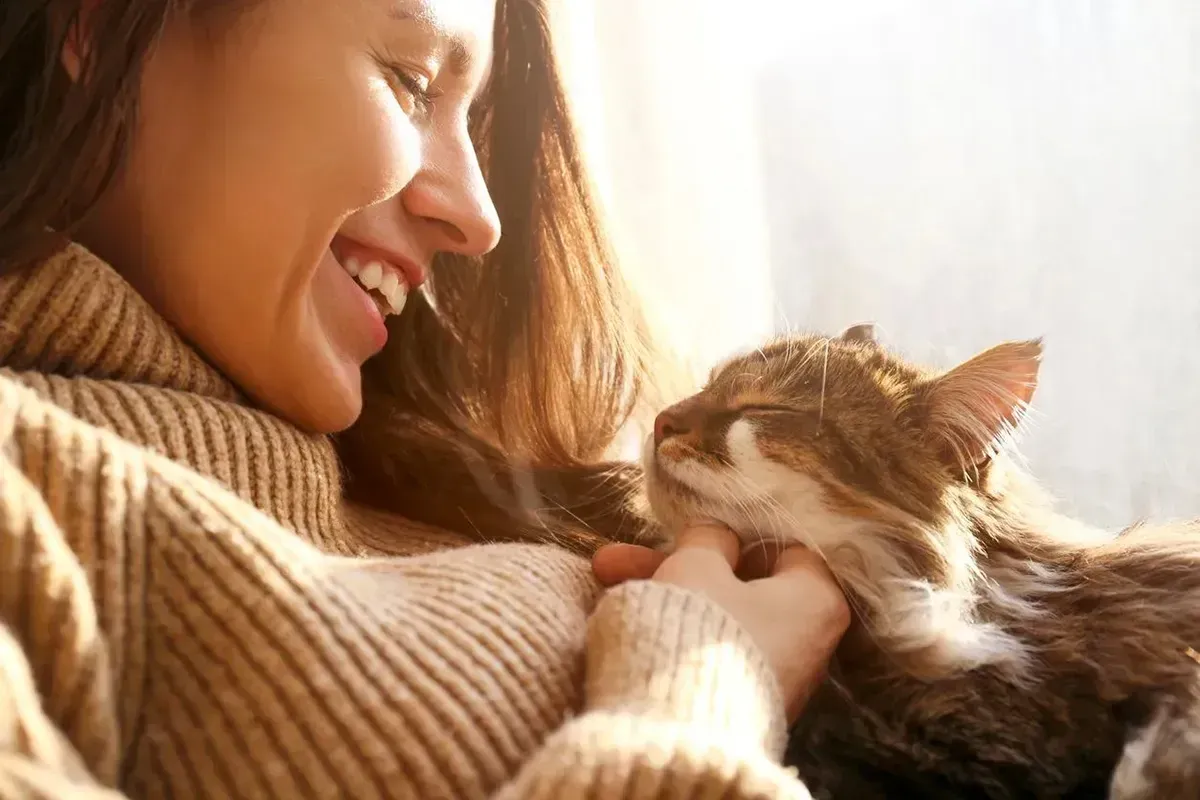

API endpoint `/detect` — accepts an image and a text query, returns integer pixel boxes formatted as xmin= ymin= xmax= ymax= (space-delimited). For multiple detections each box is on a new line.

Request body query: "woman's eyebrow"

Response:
xmin=389 ymin=5 xmax=473 ymax=77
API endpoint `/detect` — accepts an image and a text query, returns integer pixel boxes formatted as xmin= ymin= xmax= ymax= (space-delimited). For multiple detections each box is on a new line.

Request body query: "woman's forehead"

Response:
xmin=387 ymin=0 xmax=496 ymax=60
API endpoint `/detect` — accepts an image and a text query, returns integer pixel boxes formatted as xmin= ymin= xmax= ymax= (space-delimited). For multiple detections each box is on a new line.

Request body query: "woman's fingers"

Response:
xmin=592 ymin=524 xmax=741 ymax=587
xmin=597 ymin=526 xmax=851 ymax=724
xmin=770 ymin=543 xmax=826 ymax=576
xmin=592 ymin=544 xmax=667 ymax=586
xmin=671 ymin=522 xmax=741 ymax=570
xmin=647 ymin=530 xmax=851 ymax=723
xmin=764 ymin=545 xmax=852 ymax=639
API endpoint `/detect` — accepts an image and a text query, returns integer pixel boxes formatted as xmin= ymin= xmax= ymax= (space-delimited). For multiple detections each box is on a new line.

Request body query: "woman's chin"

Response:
xmin=256 ymin=355 xmax=364 ymax=435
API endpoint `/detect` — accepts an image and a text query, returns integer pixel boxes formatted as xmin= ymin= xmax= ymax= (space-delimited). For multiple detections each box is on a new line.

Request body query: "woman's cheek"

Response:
xmin=343 ymin=79 xmax=425 ymax=208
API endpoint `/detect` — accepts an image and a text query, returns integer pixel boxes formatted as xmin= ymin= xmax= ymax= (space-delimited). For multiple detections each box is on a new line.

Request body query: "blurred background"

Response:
xmin=558 ymin=0 xmax=1200 ymax=529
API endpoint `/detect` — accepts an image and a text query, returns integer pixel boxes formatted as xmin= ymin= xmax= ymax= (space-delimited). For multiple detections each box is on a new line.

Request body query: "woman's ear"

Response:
xmin=60 ymin=2 xmax=100 ymax=81
xmin=62 ymin=37 xmax=83 ymax=81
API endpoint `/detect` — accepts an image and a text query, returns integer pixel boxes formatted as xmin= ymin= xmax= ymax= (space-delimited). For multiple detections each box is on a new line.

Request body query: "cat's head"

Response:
xmin=643 ymin=323 xmax=1044 ymax=675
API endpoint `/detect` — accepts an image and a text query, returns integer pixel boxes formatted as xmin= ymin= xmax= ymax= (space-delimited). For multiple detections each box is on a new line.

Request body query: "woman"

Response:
xmin=0 ymin=0 xmax=849 ymax=797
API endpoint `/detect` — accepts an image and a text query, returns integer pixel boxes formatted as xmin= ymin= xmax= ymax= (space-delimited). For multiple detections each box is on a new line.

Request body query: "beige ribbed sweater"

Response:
xmin=0 ymin=244 xmax=810 ymax=799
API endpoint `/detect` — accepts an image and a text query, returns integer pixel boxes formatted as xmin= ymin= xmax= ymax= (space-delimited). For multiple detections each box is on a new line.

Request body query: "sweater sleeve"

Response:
xmin=0 ymin=626 xmax=128 ymax=800
xmin=0 ymin=441 xmax=129 ymax=800
xmin=494 ymin=581 xmax=814 ymax=799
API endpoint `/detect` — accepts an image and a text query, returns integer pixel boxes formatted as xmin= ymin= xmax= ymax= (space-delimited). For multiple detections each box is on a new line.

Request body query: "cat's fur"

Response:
xmin=643 ymin=323 xmax=1200 ymax=799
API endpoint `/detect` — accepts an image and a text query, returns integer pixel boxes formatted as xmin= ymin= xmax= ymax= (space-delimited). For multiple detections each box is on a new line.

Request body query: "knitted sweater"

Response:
xmin=0 ymin=244 xmax=810 ymax=799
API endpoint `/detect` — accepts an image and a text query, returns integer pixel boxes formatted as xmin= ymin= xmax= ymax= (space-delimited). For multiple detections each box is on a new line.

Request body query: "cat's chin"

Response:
xmin=643 ymin=439 xmax=720 ymax=532
xmin=648 ymin=492 xmax=797 ymax=555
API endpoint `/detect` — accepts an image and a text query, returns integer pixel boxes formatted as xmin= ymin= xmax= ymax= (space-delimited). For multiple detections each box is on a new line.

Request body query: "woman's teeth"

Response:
xmin=343 ymin=257 xmax=408 ymax=315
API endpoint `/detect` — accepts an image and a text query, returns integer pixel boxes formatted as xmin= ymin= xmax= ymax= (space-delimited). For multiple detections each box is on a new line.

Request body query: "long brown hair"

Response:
xmin=0 ymin=0 xmax=669 ymax=553
xmin=340 ymin=0 xmax=668 ymax=553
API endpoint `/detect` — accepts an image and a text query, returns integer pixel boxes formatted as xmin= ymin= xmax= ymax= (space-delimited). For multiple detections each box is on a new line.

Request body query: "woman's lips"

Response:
xmin=341 ymin=256 xmax=408 ymax=316
xmin=329 ymin=234 xmax=429 ymax=318
xmin=321 ymin=248 xmax=388 ymax=356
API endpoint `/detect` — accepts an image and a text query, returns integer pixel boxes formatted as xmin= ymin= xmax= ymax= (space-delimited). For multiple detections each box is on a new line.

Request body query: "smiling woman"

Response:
xmin=52 ymin=0 xmax=503 ymax=432
xmin=0 ymin=0 xmax=843 ymax=797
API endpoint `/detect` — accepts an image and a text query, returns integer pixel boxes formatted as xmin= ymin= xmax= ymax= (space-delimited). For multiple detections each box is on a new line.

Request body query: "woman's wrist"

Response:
xmin=585 ymin=579 xmax=788 ymax=760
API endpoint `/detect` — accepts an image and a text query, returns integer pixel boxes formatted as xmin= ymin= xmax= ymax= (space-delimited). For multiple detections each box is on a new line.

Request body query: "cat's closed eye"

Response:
xmin=734 ymin=403 xmax=797 ymax=415
xmin=734 ymin=404 xmax=823 ymax=436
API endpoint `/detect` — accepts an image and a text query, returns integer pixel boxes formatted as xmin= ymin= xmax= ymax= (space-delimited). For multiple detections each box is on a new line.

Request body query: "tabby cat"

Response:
xmin=643 ymin=323 xmax=1200 ymax=799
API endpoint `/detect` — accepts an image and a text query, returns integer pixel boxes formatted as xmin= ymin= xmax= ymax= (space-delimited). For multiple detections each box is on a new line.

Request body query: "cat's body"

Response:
xmin=789 ymin=516 xmax=1200 ymax=799
xmin=642 ymin=325 xmax=1200 ymax=799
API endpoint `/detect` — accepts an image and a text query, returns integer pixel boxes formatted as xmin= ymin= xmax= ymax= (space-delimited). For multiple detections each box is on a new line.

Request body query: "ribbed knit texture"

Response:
xmin=0 ymin=244 xmax=806 ymax=799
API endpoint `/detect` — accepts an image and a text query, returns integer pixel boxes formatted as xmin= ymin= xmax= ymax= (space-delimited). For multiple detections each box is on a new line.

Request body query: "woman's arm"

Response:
xmin=493 ymin=528 xmax=848 ymax=799
xmin=494 ymin=579 xmax=815 ymax=799
xmin=0 ymin=375 xmax=833 ymax=799
xmin=0 ymin=434 xmax=128 ymax=799
xmin=0 ymin=625 xmax=128 ymax=799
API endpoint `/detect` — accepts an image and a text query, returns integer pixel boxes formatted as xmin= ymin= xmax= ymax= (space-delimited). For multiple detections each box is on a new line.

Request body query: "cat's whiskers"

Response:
xmin=817 ymin=337 xmax=831 ymax=434
xmin=726 ymin=420 xmax=1038 ymax=679
xmin=714 ymin=470 xmax=780 ymax=557
xmin=783 ymin=338 xmax=825 ymax=383
xmin=657 ymin=423 xmax=1040 ymax=681
xmin=708 ymin=472 xmax=781 ymax=568
xmin=778 ymin=338 xmax=833 ymax=433
xmin=702 ymin=460 xmax=877 ymax=626
xmin=686 ymin=463 xmax=927 ymax=677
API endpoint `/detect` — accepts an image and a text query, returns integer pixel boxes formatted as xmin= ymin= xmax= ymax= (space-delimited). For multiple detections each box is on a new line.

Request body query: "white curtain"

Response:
xmin=562 ymin=0 xmax=1200 ymax=529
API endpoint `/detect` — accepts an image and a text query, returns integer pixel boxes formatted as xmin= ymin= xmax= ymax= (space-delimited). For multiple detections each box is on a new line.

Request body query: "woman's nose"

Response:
xmin=427 ymin=188 xmax=501 ymax=258
xmin=403 ymin=139 xmax=501 ymax=258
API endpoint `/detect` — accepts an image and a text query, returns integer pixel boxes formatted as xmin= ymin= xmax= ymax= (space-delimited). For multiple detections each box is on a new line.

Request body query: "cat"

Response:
xmin=642 ymin=322 xmax=1200 ymax=800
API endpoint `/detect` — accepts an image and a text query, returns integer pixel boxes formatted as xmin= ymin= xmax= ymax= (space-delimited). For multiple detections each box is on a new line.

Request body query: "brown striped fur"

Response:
xmin=643 ymin=324 xmax=1200 ymax=799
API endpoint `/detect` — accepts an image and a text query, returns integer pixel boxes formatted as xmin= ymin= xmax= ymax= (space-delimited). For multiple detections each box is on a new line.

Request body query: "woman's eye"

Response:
xmin=385 ymin=66 xmax=435 ymax=117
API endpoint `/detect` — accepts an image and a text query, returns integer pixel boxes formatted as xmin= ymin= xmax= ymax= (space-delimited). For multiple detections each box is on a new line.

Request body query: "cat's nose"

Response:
xmin=653 ymin=409 xmax=689 ymax=446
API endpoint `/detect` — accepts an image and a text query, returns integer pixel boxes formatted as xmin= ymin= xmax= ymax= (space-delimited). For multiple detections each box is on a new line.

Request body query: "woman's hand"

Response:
xmin=593 ymin=524 xmax=850 ymax=722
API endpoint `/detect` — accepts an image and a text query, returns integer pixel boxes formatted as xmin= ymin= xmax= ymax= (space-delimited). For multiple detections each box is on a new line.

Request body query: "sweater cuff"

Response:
xmin=583 ymin=580 xmax=788 ymax=760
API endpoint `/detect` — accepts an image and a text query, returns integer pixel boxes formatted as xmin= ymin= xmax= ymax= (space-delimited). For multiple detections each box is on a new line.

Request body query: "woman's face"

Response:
xmin=80 ymin=0 xmax=500 ymax=432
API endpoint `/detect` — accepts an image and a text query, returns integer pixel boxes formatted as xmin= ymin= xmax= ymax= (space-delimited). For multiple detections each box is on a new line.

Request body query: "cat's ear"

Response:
xmin=838 ymin=322 xmax=881 ymax=345
xmin=922 ymin=339 xmax=1043 ymax=469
